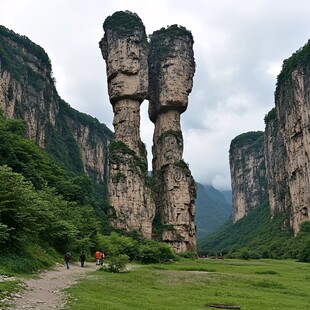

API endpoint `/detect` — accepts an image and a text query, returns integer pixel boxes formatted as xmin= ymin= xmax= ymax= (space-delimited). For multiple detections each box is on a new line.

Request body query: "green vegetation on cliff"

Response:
xmin=109 ymin=140 xmax=148 ymax=175
xmin=0 ymin=25 xmax=52 ymax=91
xmin=230 ymin=131 xmax=264 ymax=153
xmin=0 ymin=112 xmax=104 ymax=270
xmin=149 ymin=24 xmax=194 ymax=62
xmin=199 ymin=201 xmax=310 ymax=262
xmin=276 ymin=39 xmax=310 ymax=89
xmin=264 ymin=107 xmax=277 ymax=124
xmin=103 ymin=10 xmax=147 ymax=40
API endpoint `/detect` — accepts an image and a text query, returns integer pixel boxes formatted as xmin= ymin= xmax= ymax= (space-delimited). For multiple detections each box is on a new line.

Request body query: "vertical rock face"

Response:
xmin=148 ymin=25 xmax=196 ymax=252
xmin=0 ymin=29 xmax=58 ymax=148
xmin=264 ymin=109 xmax=290 ymax=216
xmin=229 ymin=132 xmax=268 ymax=222
xmin=0 ymin=26 xmax=112 ymax=185
xmin=271 ymin=62 xmax=310 ymax=233
xmin=230 ymin=40 xmax=310 ymax=234
xmin=99 ymin=11 xmax=155 ymax=238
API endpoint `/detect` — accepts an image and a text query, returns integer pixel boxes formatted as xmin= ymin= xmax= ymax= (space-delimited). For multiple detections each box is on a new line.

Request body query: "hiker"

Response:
xmin=95 ymin=250 xmax=101 ymax=265
xmin=100 ymin=252 xmax=105 ymax=266
xmin=64 ymin=251 xmax=72 ymax=269
xmin=80 ymin=251 xmax=86 ymax=267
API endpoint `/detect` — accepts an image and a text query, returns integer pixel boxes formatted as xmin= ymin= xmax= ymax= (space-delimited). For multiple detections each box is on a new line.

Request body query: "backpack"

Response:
xmin=65 ymin=254 xmax=71 ymax=261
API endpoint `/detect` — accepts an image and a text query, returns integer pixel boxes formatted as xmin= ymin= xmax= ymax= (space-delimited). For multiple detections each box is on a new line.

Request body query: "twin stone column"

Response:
xmin=100 ymin=11 xmax=196 ymax=252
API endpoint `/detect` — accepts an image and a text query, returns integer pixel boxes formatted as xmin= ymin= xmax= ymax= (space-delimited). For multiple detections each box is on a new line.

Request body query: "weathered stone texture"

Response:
xmin=0 ymin=30 xmax=111 ymax=183
xmin=100 ymin=11 xmax=155 ymax=239
xmin=229 ymin=132 xmax=268 ymax=222
xmin=100 ymin=28 xmax=148 ymax=103
xmin=149 ymin=33 xmax=195 ymax=122
xmin=272 ymin=68 xmax=310 ymax=233
xmin=108 ymin=151 xmax=154 ymax=238
xmin=149 ymin=25 xmax=196 ymax=252
xmin=0 ymin=65 xmax=58 ymax=148
xmin=264 ymin=115 xmax=290 ymax=216
xmin=231 ymin=46 xmax=310 ymax=234
xmin=112 ymin=99 xmax=142 ymax=155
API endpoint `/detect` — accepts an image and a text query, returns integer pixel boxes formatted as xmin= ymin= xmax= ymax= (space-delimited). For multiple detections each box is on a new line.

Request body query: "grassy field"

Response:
xmin=65 ymin=258 xmax=310 ymax=310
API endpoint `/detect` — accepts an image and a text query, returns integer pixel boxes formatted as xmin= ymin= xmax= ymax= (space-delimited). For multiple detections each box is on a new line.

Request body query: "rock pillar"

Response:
xmin=99 ymin=11 xmax=155 ymax=238
xmin=148 ymin=25 xmax=197 ymax=252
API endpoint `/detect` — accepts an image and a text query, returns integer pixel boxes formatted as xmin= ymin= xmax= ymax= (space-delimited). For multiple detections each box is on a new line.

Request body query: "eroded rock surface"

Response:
xmin=230 ymin=41 xmax=310 ymax=234
xmin=148 ymin=25 xmax=196 ymax=252
xmin=229 ymin=132 xmax=268 ymax=222
xmin=0 ymin=26 xmax=111 ymax=183
xmin=100 ymin=11 xmax=155 ymax=238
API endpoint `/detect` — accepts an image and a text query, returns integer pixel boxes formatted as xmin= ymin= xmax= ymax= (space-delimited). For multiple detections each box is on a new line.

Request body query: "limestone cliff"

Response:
xmin=264 ymin=108 xmax=290 ymax=216
xmin=99 ymin=11 xmax=155 ymax=239
xmin=230 ymin=40 xmax=310 ymax=234
xmin=148 ymin=25 xmax=196 ymax=252
xmin=0 ymin=25 xmax=112 ymax=185
xmin=270 ymin=49 xmax=310 ymax=233
xmin=229 ymin=132 xmax=268 ymax=222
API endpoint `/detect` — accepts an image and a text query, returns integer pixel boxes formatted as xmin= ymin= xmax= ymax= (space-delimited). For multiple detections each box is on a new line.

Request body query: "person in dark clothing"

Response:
xmin=80 ymin=252 xmax=86 ymax=267
xmin=64 ymin=252 xmax=72 ymax=269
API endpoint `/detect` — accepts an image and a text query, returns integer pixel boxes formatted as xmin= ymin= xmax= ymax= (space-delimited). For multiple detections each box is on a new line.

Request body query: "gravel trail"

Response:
xmin=9 ymin=262 xmax=99 ymax=310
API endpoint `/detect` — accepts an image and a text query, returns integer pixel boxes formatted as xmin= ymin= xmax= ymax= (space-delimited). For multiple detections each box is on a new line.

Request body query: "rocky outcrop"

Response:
xmin=230 ymin=40 xmax=310 ymax=234
xmin=148 ymin=25 xmax=196 ymax=252
xmin=229 ymin=132 xmax=268 ymax=222
xmin=0 ymin=25 xmax=112 ymax=184
xmin=99 ymin=11 xmax=155 ymax=239
xmin=264 ymin=109 xmax=290 ymax=216
xmin=270 ymin=60 xmax=310 ymax=233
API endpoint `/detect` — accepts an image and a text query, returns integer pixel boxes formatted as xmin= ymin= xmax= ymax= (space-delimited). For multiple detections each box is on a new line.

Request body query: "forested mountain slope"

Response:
xmin=195 ymin=183 xmax=232 ymax=246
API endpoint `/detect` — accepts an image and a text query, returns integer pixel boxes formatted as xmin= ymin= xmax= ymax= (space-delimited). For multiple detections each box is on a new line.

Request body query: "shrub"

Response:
xmin=298 ymin=240 xmax=310 ymax=263
xmin=177 ymin=251 xmax=197 ymax=260
xmin=105 ymin=254 xmax=129 ymax=273
xmin=137 ymin=240 xmax=175 ymax=264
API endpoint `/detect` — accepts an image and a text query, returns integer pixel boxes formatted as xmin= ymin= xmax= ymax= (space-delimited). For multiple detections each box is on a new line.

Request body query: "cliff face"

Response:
xmin=272 ymin=63 xmax=310 ymax=233
xmin=149 ymin=25 xmax=196 ymax=252
xmin=230 ymin=40 xmax=310 ymax=234
xmin=264 ymin=111 xmax=290 ymax=216
xmin=100 ymin=11 xmax=155 ymax=239
xmin=229 ymin=132 xmax=268 ymax=222
xmin=0 ymin=26 xmax=112 ymax=185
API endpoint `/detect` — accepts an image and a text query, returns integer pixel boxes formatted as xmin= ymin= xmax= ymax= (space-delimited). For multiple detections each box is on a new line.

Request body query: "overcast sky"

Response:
xmin=1 ymin=0 xmax=310 ymax=190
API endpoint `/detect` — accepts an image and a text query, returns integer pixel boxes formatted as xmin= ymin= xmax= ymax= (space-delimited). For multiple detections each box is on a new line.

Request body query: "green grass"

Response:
xmin=65 ymin=259 xmax=310 ymax=310
xmin=0 ymin=280 xmax=22 ymax=308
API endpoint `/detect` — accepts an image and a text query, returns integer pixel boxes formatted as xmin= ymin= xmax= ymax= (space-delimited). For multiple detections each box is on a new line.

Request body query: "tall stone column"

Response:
xmin=148 ymin=25 xmax=197 ymax=252
xmin=99 ymin=11 xmax=155 ymax=239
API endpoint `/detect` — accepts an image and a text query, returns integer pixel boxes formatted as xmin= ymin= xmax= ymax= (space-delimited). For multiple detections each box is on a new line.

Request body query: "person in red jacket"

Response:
xmin=95 ymin=250 xmax=101 ymax=265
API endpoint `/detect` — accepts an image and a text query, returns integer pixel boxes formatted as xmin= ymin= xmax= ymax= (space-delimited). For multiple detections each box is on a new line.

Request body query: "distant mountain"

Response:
xmin=195 ymin=183 xmax=232 ymax=246
xmin=221 ymin=190 xmax=232 ymax=205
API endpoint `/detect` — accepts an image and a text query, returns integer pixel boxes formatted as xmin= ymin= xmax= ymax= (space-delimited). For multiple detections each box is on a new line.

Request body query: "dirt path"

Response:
xmin=9 ymin=262 xmax=100 ymax=310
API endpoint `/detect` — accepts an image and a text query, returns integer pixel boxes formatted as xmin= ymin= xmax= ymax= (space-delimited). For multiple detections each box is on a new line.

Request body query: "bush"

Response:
xmin=137 ymin=240 xmax=175 ymax=264
xmin=177 ymin=251 xmax=197 ymax=260
xmin=298 ymin=240 xmax=310 ymax=263
xmin=105 ymin=254 xmax=129 ymax=273
xmin=96 ymin=232 xmax=139 ymax=260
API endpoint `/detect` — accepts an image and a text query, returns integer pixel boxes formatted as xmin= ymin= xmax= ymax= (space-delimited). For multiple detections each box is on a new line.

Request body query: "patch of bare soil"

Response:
xmin=8 ymin=262 xmax=99 ymax=310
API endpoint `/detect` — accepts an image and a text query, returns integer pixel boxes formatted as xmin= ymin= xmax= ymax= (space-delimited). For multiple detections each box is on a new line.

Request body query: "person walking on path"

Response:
xmin=95 ymin=250 xmax=101 ymax=265
xmin=64 ymin=252 xmax=72 ymax=269
xmin=80 ymin=251 xmax=86 ymax=267
xmin=100 ymin=252 xmax=105 ymax=266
